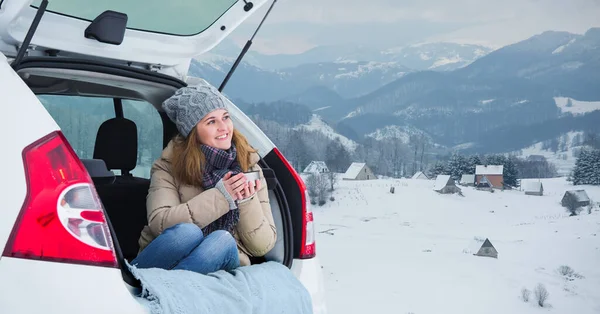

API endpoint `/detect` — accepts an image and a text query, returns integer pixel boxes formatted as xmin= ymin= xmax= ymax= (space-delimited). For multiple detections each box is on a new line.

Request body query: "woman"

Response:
xmin=132 ymin=82 xmax=277 ymax=274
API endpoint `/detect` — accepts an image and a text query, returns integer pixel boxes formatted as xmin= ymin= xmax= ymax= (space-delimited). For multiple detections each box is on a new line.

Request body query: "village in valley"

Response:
xmin=302 ymin=153 xmax=600 ymax=313
xmin=302 ymin=158 xmax=595 ymax=216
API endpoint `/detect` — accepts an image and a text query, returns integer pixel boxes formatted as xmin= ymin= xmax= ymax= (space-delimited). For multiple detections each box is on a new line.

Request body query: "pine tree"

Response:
xmin=446 ymin=153 xmax=467 ymax=180
xmin=572 ymin=149 xmax=596 ymax=185
xmin=503 ymin=156 xmax=519 ymax=187
xmin=467 ymin=155 xmax=481 ymax=174
xmin=429 ymin=161 xmax=447 ymax=178
xmin=592 ymin=150 xmax=600 ymax=185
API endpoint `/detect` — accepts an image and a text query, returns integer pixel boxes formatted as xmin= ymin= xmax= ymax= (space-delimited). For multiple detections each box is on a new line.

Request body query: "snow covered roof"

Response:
xmin=433 ymin=175 xmax=452 ymax=190
xmin=564 ymin=190 xmax=590 ymax=202
xmin=523 ymin=181 xmax=543 ymax=192
xmin=303 ymin=161 xmax=329 ymax=173
xmin=412 ymin=171 xmax=429 ymax=180
xmin=460 ymin=174 xmax=475 ymax=184
xmin=475 ymin=165 xmax=504 ymax=175
xmin=343 ymin=162 xmax=366 ymax=179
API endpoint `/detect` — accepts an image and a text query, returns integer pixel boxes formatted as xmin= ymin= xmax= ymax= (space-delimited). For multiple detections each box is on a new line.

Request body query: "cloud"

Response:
xmin=233 ymin=0 xmax=600 ymax=53
xmin=251 ymin=0 xmax=599 ymax=25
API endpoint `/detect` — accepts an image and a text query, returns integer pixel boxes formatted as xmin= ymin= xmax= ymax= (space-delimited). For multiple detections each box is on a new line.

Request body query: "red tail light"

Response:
xmin=273 ymin=148 xmax=316 ymax=259
xmin=2 ymin=131 xmax=118 ymax=268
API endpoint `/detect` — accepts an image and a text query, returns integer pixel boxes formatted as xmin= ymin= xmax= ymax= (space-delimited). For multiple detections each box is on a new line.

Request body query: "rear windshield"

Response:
xmin=31 ymin=0 xmax=237 ymax=36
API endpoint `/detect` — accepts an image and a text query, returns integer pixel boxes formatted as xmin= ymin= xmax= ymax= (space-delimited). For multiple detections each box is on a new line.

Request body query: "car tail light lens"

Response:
xmin=2 ymin=131 xmax=118 ymax=268
xmin=273 ymin=148 xmax=316 ymax=259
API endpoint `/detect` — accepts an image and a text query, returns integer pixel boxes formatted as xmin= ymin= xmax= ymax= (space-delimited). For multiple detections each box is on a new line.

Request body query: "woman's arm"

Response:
xmin=235 ymin=166 xmax=277 ymax=257
xmin=145 ymin=159 xmax=231 ymax=236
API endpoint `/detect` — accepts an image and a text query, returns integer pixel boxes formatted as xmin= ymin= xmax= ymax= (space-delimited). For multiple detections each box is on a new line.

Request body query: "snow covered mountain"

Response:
xmin=230 ymin=41 xmax=492 ymax=71
xmin=365 ymin=125 xmax=431 ymax=144
xmin=190 ymin=56 xmax=411 ymax=101
xmin=381 ymin=42 xmax=493 ymax=71
xmin=294 ymin=115 xmax=359 ymax=151
xmin=190 ymin=41 xmax=491 ymax=101
xmin=190 ymin=29 xmax=600 ymax=157
xmin=326 ymin=28 xmax=600 ymax=153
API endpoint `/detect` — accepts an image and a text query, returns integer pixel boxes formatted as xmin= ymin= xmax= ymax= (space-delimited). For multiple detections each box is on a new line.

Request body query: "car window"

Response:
xmin=30 ymin=0 xmax=237 ymax=36
xmin=38 ymin=95 xmax=162 ymax=179
xmin=122 ymin=100 xmax=163 ymax=178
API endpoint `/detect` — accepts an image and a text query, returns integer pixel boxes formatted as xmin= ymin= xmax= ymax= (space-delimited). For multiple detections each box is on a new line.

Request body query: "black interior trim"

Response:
xmin=13 ymin=57 xmax=187 ymax=89
xmin=258 ymin=158 xmax=294 ymax=267
xmin=160 ymin=111 xmax=178 ymax=148
xmin=104 ymin=208 xmax=141 ymax=288
xmin=113 ymin=98 xmax=124 ymax=118
xmin=262 ymin=150 xmax=303 ymax=260
xmin=261 ymin=168 xmax=279 ymax=190
xmin=84 ymin=10 xmax=128 ymax=45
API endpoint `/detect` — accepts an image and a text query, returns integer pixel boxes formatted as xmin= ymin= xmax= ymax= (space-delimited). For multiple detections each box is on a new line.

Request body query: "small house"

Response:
xmin=412 ymin=171 xmax=429 ymax=180
xmin=561 ymin=190 xmax=591 ymax=208
xmin=342 ymin=162 xmax=377 ymax=180
xmin=475 ymin=165 xmax=504 ymax=189
xmin=475 ymin=238 xmax=498 ymax=258
xmin=460 ymin=174 xmax=475 ymax=186
xmin=523 ymin=181 xmax=544 ymax=196
xmin=433 ymin=175 xmax=461 ymax=194
xmin=303 ymin=161 xmax=329 ymax=174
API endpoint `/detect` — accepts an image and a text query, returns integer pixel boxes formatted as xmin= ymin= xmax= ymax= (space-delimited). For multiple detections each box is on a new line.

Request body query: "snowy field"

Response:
xmin=554 ymin=97 xmax=600 ymax=116
xmin=312 ymin=177 xmax=600 ymax=314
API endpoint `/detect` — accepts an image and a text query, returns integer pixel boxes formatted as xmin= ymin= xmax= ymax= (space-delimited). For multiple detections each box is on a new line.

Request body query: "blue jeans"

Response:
xmin=131 ymin=223 xmax=240 ymax=274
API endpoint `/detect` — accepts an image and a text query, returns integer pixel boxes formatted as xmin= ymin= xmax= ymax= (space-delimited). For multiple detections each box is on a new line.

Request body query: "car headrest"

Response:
xmin=81 ymin=158 xmax=114 ymax=178
xmin=93 ymin=117 xmax=137 ymax=175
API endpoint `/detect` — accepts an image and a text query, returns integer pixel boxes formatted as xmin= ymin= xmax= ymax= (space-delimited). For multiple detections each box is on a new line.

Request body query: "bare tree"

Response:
xmin=306 ymin=173 xmax=329 ymax=206
xmin=534 ymin=283 xmax=549 ymax=307
xmin=327 ymin=171 xmax=338 ymax=192
xmin=410 ymin=135 xmax=419 ymax=175
xmin=563 ymin=195 xmax=582 ymax=216
xmin=419 ymin=136 xmax=428 ymax=171
xmin=521 ymin=288 xmax=530 ymax=302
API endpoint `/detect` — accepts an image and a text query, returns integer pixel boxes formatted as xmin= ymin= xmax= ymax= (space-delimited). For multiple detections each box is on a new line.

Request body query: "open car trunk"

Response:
xmin=13 ymin=56 xmax=295 ymax=289
xmin=0 ymin=0 xmax=270 ymax=80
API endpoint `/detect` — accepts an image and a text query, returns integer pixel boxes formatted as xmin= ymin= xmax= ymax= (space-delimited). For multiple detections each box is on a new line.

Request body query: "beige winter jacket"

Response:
xmin=137 ymin=140 xmax=277 ymax=266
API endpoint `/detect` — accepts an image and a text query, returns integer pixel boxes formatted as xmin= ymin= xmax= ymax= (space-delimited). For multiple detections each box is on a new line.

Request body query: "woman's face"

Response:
xmin=195 ymin=109 xmax=234 ymax=150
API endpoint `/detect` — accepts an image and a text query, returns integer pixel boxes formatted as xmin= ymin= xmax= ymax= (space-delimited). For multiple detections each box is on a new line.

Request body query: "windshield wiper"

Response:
xmin=11 ymin=0 xmax=49 ymax=69
xmin=219 ymin=0 xmax=278 ymax=92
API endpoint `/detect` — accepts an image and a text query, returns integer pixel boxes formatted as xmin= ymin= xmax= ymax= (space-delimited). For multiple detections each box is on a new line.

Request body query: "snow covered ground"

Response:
xmin=516 ymin=131 xmax=585 ymax=176
xmin=313 ymin=177 xmax=600 ymax=314
xmin=554 ymin=97 xmax=600 ymax=116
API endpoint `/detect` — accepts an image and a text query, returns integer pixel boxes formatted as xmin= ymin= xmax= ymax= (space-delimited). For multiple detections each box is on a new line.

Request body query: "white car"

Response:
xmin=0 ymin=0 xmax=327 ymax=313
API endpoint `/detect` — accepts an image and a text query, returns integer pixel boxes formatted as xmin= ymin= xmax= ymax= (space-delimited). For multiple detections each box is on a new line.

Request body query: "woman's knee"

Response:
xmin=163 ymin=223 xmax=204 ymax=245
xmin=206 ymin=230 xmax=237 ymax=249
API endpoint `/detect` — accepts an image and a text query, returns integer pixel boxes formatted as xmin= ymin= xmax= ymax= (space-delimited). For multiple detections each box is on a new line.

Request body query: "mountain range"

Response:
xmin=189 ymin=28 xmax=600 ymax=156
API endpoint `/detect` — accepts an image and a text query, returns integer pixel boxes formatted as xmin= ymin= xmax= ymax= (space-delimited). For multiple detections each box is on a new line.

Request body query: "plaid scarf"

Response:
xmin=200 ymin=143 xmax=242 ymax=236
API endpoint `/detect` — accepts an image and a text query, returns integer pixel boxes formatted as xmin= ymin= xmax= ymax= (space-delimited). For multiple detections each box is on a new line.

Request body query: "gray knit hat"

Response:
xmin=162 ymin=82 xmax=228 ymax=137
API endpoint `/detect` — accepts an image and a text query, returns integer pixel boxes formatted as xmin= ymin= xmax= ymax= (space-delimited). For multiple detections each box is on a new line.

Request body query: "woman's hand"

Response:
xmin=241 ymin=179 xmax=261 ymax=199
xmin=221 ymin=172 xmax=248 ymax=200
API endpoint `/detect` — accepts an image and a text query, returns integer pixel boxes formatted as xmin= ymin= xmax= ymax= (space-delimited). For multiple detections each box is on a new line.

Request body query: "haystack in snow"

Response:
xmin=474 ymin=238 xmax=498 ymax=259
xmin=433 ymin=175 xmax=461 ymax=194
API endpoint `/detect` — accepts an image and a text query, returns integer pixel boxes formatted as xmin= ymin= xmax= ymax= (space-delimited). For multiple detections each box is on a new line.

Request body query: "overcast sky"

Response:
xmin=227 ymin=0 xmax=600 ymax=54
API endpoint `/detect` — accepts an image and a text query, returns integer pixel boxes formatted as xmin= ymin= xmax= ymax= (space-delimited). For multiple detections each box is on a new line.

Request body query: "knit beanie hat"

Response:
xmin=162 ymin=82 xmax=228 ymax=137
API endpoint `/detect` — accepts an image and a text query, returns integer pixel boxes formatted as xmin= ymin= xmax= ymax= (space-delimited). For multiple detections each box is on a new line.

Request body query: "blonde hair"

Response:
xmin=170 ymin=128 xmax=257 ymax=187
